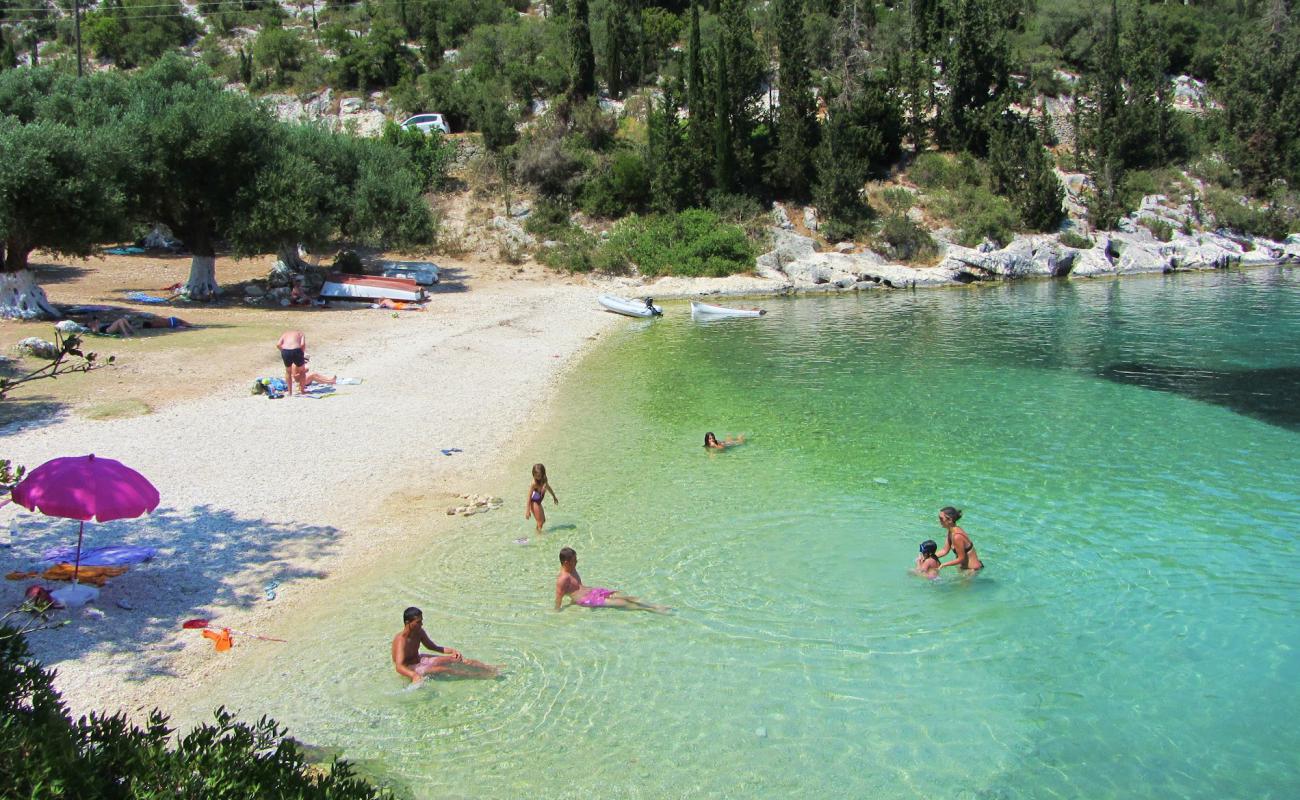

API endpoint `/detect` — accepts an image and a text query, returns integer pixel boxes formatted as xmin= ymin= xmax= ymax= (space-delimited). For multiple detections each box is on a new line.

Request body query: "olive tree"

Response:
xmin=0 ymin=118 xmax=126 ymax=318
xmin=122 ymin=56 xmax=278 ymax=299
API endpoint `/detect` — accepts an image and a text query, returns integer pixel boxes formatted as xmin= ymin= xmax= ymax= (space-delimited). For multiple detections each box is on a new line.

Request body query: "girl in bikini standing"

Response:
xmin=525 ymin=463 xmax=559 ymax=535
xmin=933 ymin=506 xmax=984 ymax=572
xmin=554 ymin=548 xmax=669 ymax=613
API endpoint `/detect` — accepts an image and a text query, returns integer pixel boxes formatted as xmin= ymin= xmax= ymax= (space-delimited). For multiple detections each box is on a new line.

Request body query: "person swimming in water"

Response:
xmin=554 ymin=548 xmax=669 ymax=613
xmin=703 ymin=432 xmax=745 ymax=450
xmin=933 ymin=507 xmax=983 ymax=572
xmin=391 ymin=606 xmax=500 ymax=684
xmin=915 ymin=539 xmax=941 ymax=578
xmin=525 ymin=463 xmax=558 ymax=535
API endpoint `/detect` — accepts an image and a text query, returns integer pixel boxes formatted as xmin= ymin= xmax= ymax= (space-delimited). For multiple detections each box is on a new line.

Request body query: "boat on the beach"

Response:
xmin=320 ymin=274 xmax=425 ymax=302
xmin=381 ymin=261 xmax=440 ymax=286
xmin=690 ymin=300 xmax=766 ymax=319
xmin=598 ymin=294 xmax=663 ymax=318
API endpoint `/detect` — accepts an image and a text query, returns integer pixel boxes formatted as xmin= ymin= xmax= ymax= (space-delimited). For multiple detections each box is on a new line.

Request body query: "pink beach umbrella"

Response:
xmin=11 ymin=454 xmax=159 ymax=605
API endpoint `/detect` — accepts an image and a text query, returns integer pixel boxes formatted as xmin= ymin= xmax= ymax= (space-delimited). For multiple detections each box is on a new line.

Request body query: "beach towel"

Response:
xmin=127 ymin=292 xmax=171 ymax=304
xmin=105 ymin=246 xmax=146 ymax=256
xmin=40 ymin=544 xmax=157 ymax=566
xmin=252 ymin=377 xmax=288 ymax=398
xmin=41 ymin=564 xmax=128 ymax=586
xmin=55 ymin=320 xmax=91 ymax=335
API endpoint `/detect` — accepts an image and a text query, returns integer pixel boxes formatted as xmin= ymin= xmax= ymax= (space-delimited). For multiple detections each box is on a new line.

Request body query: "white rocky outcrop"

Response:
xmin=742 ymin=224 xmax=1298 ymax=293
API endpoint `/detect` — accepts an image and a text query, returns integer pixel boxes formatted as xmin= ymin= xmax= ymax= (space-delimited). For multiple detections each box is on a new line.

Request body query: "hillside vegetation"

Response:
xmin=2 ymin=1 xmax=1298 ymax=284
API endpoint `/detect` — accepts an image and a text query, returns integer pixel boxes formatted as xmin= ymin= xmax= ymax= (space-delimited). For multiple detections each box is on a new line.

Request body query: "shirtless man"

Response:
xmin=275 ymin=330 xmax=307 ymax=397
xmin=391 ymin=607 xmax=499 ymax=684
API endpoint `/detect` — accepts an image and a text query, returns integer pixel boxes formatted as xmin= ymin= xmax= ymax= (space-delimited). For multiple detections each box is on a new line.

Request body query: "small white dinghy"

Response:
xmin=690 ymin=300 xmax=766 ymax=319
xmin=598 ymin=294 xmax=663 ymax=318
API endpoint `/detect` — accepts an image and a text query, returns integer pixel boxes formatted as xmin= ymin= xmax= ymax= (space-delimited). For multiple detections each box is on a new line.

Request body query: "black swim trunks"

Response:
xmin=280 ymin=347 xmax=306 ymax=367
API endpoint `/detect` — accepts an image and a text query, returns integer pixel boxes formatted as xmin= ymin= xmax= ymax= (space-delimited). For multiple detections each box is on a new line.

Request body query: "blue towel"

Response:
xmin=105 ymin=246 xmax=146 ymax=255
xmin=41 ymin=544 xmax=157 ymax=566
xmin=127 ymin=291 xmax=170 ymax=304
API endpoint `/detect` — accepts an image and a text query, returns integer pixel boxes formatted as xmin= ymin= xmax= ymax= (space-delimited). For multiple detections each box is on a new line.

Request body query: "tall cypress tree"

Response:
xmin=1218 ymin=0 xmax=1300 ymax=193
xmin=716 ymin=0 xmax=761 ymax=189
xmin=1074 ymin=0 xmax=1125 ymax=230
xmin=988 ymin=113 xmax=1064 ymax=231
xmin=685 ymin=4 xmax=711 ymax=205
xmin=0 ymin=34 xmax=16 ymax=72
xmin=570 ymin=0 xmax=596 ymax=99
xmin=649 ymin=80 xmax=691 ymax=212
xmin=713 ymin=41 xmax=736 ymax=192
xmin=772 ymin=0 xmax=815 ymax=199
xmin=940 ymin=0 xmax=1012 ymax=156
xmin=686 ymin=3 xmax=704 ymax=117
xmin=606 ymin=9 xmax=625 ymax=99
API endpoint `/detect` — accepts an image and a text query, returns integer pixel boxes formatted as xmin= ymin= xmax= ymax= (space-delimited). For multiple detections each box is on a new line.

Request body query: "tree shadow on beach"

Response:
xmin=29 ymin=261 xmax=93 ymax=286
xmin=2 ymin=503 xmax=343 ymax=682
xmin=0 ymin=395 xmax=73 ymax=432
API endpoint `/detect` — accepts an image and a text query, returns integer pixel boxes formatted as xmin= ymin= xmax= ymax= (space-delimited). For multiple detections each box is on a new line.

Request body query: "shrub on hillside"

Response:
xmin=538 ymin=227 xmax=602 ymax=273
xmin=515 ymin=136 xmax=587 ymax=199
xmin=1139 ymin=217 xmax=1174 ymax=242
xmin=1205 ymin=189 xmax=1293 ymax=241
xmin=379 ymin=121 xmax=456 ymax=191
xmin=909 ymin=152 xmax=982 ymax=191
xmin=1059 ymin=230 xmax=1093 ymax=249
xmin=524 ymin=199 xmax=575 ymax=239
xmin=932 ymin=184 xmax=1020 ymax=247
xmin=602 ymin=210 xmax=755 ymax=277
xmin=579 ymin=149 xmax=650 ymax=218
xmin=0 ymin=625 xmax=385 ymax=799
xmin=877 ymin=213 xmax=939 ymax=263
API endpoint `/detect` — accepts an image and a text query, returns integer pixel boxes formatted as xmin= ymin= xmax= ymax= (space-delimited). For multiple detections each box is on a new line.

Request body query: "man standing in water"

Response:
xmin=391 ymin=607 xmax=500 ymax=684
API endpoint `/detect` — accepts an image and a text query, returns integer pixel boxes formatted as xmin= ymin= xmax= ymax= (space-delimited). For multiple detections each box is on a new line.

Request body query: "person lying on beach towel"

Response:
xmin=371 ymin=298 xmax=425 ymax=311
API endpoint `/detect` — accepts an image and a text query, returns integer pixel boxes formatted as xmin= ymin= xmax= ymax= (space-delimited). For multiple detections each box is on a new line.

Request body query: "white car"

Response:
xmin=400 ymin=113 xmax=450 ymax=135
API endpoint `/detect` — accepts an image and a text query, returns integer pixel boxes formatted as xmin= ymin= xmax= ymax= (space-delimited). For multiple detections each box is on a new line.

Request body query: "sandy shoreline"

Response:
xmin=1 ymin=270 xmax=623 ymax=720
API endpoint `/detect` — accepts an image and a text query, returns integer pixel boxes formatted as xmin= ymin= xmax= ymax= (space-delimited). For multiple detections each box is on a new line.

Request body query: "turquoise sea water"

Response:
xmin=191 ymin=268 xmax=1300 ymax=799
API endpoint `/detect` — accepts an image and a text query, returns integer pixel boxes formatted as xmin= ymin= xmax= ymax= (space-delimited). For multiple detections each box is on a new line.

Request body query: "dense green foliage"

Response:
xmin=0 ymin=57 xmax=431 ymax=303
xmin=603 ymin=209 xmax=755 ymax=277
xmin=0 ymin=0 xmax=1297 ymax=287
xmin=0 ymin=626 xmax=386 ymax=798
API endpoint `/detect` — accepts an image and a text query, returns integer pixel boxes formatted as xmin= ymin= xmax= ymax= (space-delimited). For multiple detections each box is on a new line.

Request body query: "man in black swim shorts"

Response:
xmin=275 ymin=329 xmax=308 ymax=396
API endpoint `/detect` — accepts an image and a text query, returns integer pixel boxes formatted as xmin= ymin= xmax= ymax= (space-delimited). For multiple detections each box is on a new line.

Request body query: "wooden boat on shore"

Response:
xmin=598 ymin=294 xmax=663 ymax=318
xmin=690 ymin=300 xmax=766 ymax=319
xmin=320 ymin=274 xmax=425 ymax=302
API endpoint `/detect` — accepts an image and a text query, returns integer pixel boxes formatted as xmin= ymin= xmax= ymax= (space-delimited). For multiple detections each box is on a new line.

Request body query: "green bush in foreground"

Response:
xmin=0 ymin=625 xmax=385 ymax=798
xmin=603 ymin=210 xmax=756 ymax=277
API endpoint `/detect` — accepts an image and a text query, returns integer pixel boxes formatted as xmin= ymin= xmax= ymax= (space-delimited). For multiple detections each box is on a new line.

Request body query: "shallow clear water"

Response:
xmin=192 ymin=268 xmax=1300 ymax=799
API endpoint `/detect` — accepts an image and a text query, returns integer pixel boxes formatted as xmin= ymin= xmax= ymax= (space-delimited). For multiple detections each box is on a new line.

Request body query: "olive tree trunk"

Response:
xmin=184 ymin=254 xmax=220 ymax=300
xmin=1 ymin=246 xmax=59 ymax=319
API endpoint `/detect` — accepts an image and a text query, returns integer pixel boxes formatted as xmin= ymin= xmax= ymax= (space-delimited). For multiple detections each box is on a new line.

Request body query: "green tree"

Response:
xmin=122 ymin=56 xmax=279 ymax=299
xmin=771 ymin=0 xmax=815 ymax=199
xmin=714 ymin=0 xmax=763 ymax=190
xmin=0 ymin=626 xmax=385 ymax=798
xmin=570 ymin=0 xmax=597 ymax=98
xmin=0 ymin=118 xmax=127 ymax=318
xmin=1073 ymin=0 xmax=1126 ymax=230
xmin=0 ymin=34 xmax=15 ymax=72
xmin=252 ymin=24 xmax=307 ymax=88
xmin=648 ymin=80 xmax=691 ymax=212
xmin=813 ymin=72 xmax=903 ymax=239
xmin=83 ymin=0 xmax=201 ymax=69
xmin=988 ymin=112 xmax=1064 ymax=231
xmin=1218 ymin=0 xmax=1300 ymax=194
xmin=939 ymin=0 xmax=1013 ymax=156
xmin=712 ymin=41 xmax=736 ymax=192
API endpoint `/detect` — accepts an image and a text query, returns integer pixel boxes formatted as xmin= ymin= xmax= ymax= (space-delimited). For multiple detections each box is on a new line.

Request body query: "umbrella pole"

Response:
xmin=73 ymin=520 xmax=84 ymax=585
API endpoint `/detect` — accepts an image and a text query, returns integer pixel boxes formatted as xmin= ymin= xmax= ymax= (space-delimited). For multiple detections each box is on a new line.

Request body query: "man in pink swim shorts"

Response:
xmin=391 ymin=606 xmax=500 ymax=684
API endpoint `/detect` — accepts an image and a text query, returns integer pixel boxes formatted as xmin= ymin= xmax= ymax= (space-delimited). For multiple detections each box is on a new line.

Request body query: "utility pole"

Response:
xmin=74 ymin=0 xmax=83 ymax=77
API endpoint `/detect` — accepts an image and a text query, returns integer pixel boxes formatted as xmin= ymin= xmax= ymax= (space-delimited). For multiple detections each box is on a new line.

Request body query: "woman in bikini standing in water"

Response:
xmin=555 ymin=548 xmax=669 ymax=613
xmin=525 ymin=463 xmax=559 ymax=535
xmin=933 ymin=506 xmax=983 ymax=573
